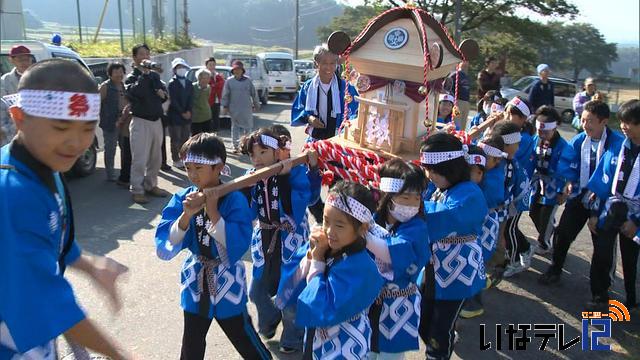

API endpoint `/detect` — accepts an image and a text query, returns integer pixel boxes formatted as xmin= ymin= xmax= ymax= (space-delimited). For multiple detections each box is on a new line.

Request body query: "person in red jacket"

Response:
xmin=205 ymin=57 xmax=226 ymax=132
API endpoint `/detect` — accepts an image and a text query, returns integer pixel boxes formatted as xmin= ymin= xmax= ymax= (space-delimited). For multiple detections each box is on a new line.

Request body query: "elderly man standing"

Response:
xmin=221 ymin=60 xmax=260 ymax=153
xmin=125 ymin=44 xmax=170 ymax=204
xmin=1 ymin=45 xmax=33 ymax=146
xmin=528 ymin=63 xmax=555 ymax=111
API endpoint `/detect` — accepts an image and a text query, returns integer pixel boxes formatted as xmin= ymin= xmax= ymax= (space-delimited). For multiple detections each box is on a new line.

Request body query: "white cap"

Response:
xmin=537 ymin=63 xmax=550 ymax=74
xmin=171 ymin=57 xmax=190 ymax=70
xmin=439 ymin=93 xmax=455 ymax=103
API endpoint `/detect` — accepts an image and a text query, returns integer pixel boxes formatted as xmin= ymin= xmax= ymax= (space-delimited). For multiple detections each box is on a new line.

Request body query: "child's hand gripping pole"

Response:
xmin=195 ymin=151 xmax=314 ymax=207
xmin=467 ymin=111 xmax=505 ymax=139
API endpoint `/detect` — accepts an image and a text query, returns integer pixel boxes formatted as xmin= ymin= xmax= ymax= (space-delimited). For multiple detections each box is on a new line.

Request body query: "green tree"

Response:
xmin=316 ymin=5 xmax=386 ymax=42
xmin=543 ymin=22 xmax=618 ymax=80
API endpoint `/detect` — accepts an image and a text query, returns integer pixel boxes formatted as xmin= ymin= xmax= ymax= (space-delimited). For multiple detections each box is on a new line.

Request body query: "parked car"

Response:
xmin=257 ymin=52 xmax=298 ymax=99
xmin=186 ymin=65 xmax=232 ymax=128
xmin=500 ymin=76 xmax=578 ymax=122
xmin=226 ymin=55 xmax=269 ymax=105
xmin=294 ymin=59 xmax=315 ymax=83
xmin=0 ymin=40 xmax=104 ymax=177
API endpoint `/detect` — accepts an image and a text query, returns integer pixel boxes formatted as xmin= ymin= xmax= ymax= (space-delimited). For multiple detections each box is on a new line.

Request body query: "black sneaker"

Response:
xmin=459 ymin=298 xmax=484 ymax=319
xmin=538 ymin=270 xmax=561 ymax=285
xmin=586 ymin=296 xmax=609 ymax=312
xmin=161 ymin=164 xmax=172 ymax=172
xmin=278 ymin=346 xmax=298 ymax=354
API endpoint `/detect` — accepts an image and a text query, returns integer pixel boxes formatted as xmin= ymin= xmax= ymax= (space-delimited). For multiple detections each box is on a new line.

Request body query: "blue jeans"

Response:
xmin=102 ymin=129 xmax=118 ymax=180
xmin=249 ymin=273 xmax=304 ymax=350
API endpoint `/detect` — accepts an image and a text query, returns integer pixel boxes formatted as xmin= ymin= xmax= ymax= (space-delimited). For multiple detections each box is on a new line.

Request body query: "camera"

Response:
xmin=602 ymin=198 xmax=628 ymax=231
xmin=140 ymin=60 xmax=162 ymax=71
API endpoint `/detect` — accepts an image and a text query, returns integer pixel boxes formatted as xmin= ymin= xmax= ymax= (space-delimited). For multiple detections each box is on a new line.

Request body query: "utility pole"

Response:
xmin=75 ymin=0 xmax=83 ymax=43
xmin=117 ymin=0 xmax=125 ymax=52
xmin=182 ymin=0 xmax=189 ymax=39
xmin=454 ymin=0 xmax=461 ymax=43
xmin=174 ymin=0 xmax=178 ymax=41
xmin=94 ymin=0 xmax=110 ymax=43
xmin=131 ymin=0 xmax=136 ymax=39
xmin=142 ymin=0 xmax=147 ymax=43
xmin=294 ymin=0 xmax=299 ymax=59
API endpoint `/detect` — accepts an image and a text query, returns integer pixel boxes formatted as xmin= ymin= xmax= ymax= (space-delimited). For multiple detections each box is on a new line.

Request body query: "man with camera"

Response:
xmin=125 ymin=44 xmax=170 ymax=204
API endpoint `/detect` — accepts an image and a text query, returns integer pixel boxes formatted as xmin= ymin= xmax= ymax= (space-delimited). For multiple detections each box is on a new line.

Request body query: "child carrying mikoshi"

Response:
xmin=368 ymin=159 xmax=430 ymax=358
xmin=241 ymin=127 xmax=315 ymax=354
xmin=0 ymin=58 xmax=129 ymax=359
xmin=418 ymin=133 xmax=489 ymax=360
xmin=154 ymin=133 xmax=271 ymax=359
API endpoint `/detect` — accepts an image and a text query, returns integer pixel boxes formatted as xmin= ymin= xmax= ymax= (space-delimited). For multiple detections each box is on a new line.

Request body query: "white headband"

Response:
xmin=260 ymin=134 xmax=279 ymax=150
xmin=183 ymin=153 xmax=231 ymax=176
xmin=467 ymin=154 xmax=486 ymax=167
xmin=284 ymin=140 xmax=292 ymax=150
xmin=420 ymin=150 xmax=465 ymax=165
xmin=4 ymin=90 xmax=101 ymax=121
xmin=379 ymin=177 xmax=405 ymax=193
xmin=536 ymin=120 xmax=557 ymax=131
xmin=507 ymin=97 xmax=530 ymax=117
xmin=491 ymin=103 xmax=504 ymax=113
xmin=326 ymin=193 xmax=373 ymax=224
xmin=478 ymin=142 xmax=508 ymax=158
xmin=501 ymin=132 xmax=522 ymax=145
xmin=439 ymin=93 xmax=455 ymax=103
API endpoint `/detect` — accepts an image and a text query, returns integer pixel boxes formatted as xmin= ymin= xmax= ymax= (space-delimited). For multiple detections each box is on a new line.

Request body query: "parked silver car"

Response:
xmin=500 ymin=76 xmax=578 ymax=122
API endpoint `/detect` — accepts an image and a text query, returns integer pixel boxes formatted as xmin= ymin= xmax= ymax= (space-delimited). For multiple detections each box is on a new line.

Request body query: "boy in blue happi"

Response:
xmin=418 ymin=133 xmax=489 ymax=360
xmin=491 ymin=120 xmax=535 ymax=278
xmin=277 ymin=181 xmax=385 ymax=359
xmin=539 ymin=100 xmax=624 ymax=285
xmin=155 ymin=133 xmax=271 ymax=359
xmin=0 ymin=59 xmax=130 ymax=359
xmin=586 ymin=99 xmax=640 ymax=313
xmin=366 ymin=159 xmax=430 ymax=359
xmin=528 ymin=106 xmax=570 ymax=254
xmin=459 ymin=142 xmax=506 ymax=319
xmin=291 ymin=44 xmax=358 ymax=223
xmin=468 ymin=90 xmax=505 ymax=132
xmin=241 ymin=128 xmax=315 ymax=354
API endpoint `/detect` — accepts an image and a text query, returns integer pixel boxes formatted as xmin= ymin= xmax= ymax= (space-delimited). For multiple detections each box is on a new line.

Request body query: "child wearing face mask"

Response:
xmin=240 ymin=128 xmax=316 ymax=354
xmin=418 ymin=133 xmax=488 ymax=360
xmin=529 ymin=106 xmax=569 ymax=255
xmin=366 ymin=159 xmax=429 ymax=359
xmin=469 ymin=90 xmax=506 ymax=131
xmin=276 ymin=181 xmax=385 ymax=359
xmin=459 ymin=143 xmax=506 ymax=319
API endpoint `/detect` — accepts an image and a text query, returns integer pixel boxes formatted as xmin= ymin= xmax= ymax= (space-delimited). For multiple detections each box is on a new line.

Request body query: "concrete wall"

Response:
xmin=84 ymin=45 xmax=214 ymax=83
xmin=1 ymin=0 xmax=26 ymax=40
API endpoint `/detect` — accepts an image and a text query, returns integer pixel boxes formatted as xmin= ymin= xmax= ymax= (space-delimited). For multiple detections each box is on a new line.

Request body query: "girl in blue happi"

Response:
xmin=587 ymin=99 xmax=640 ymax=312
xmin=468 ymin=90 xmax=505 ymax=132
xmin=491 ymin=120 xmax=535 ymax=278
xmin=435 ymin=93 xmax=458 ymax=130
xmin=459 ymin=141 xmax=506 ymax=319
xmin=528 ymin=106 xmax=569 ymax=254
xmin=155 ymin=133 xmax=271 ymax=360
xmin=367 ymin=159 xmax=429 ymax=359
xmin=505 ymin=96 xmax=536 ymax=176
xmin=241 ymin=127 xmax=314 ymax=354
xmin=276 ymin=181 xmax=385 ymax=359
xmin=418 ymin=133 xmax=489 ymax=360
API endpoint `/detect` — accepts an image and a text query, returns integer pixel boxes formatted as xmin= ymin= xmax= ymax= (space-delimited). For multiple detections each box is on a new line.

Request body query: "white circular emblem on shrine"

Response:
xmin=384 ymin=27 xmax=409 ymax=50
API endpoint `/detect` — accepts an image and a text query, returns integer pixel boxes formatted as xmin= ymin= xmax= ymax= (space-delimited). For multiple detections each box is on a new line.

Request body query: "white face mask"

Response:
xmin=176 ymin=68 xmax=187 ymax=77
xmin=483 ymin=103 xmax=492 ymax=115
xmin=389 ymin=200 xmax=419 ymax=223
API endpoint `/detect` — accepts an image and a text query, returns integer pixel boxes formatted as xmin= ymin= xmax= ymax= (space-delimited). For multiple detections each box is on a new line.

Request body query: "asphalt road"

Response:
xmin=60 ymin=100 xmax=639 ymax=359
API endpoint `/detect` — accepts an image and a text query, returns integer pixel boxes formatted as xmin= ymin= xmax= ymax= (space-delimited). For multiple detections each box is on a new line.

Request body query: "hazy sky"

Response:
xmin=340 ymin=0 xmax=639 ymax=45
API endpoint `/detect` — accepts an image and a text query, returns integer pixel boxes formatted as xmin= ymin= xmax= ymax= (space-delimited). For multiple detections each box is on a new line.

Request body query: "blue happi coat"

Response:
xmin=249 ymin=164 xmax=312 ymax=283
xmin=503 ymin=157 xmax=531 ymax=216
xmin=290 ymin=77 xmax=359 ymax=140
xmin=372 ymin=215 xmax=430 ymax=353
xmin=478 ymin=165 xmax=506 ymax=262
xmin=0 ymin=144 xmax=84 ymax=359
xmin=529 ymin=133 xmax=569 ymax=206
xmin=588 ymin=138 xmax=640 ymax=237
xmin=279 ymin=241 xmax=384 ymax=359
xmin=155 ymin=186 xmax=253 ymax=319
xmin=556 ymin=128 xmax=624 ymax=199
xmin=516 ymin=131 xmax=536 ymax=178
xmin=423 ymin=181 xmax=489 ymax=300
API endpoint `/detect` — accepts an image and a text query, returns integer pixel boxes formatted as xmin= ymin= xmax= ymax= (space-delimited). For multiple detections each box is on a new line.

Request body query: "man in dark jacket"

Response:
xmin=477 ymin=56 xmax=501 ymax=99
xmin=125 ymin=43 xmax=170 ymax=204
xmin=167 ymin=57 xmax=194 ymax=169
xmin=528 ymin=63 xmax=555 ymax=112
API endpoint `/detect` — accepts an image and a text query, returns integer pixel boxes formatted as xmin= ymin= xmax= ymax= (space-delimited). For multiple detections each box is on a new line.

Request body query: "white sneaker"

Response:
xmin=522 ymin=245 xmax=536 ymax=268
xmin=173 ymin=160 xmax=184 ymax=169
xmin=503 ymin=262 xmax=527 ymax=278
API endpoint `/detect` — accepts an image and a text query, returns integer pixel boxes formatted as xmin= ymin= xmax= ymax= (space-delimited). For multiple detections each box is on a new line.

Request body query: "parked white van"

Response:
xmin=226 ymin=54 xmax=269 ymax=105
xmin=0 ymin=40 xmax=103 ymax=177
xmin=257 ymin=52 xmax=298 ymax=99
